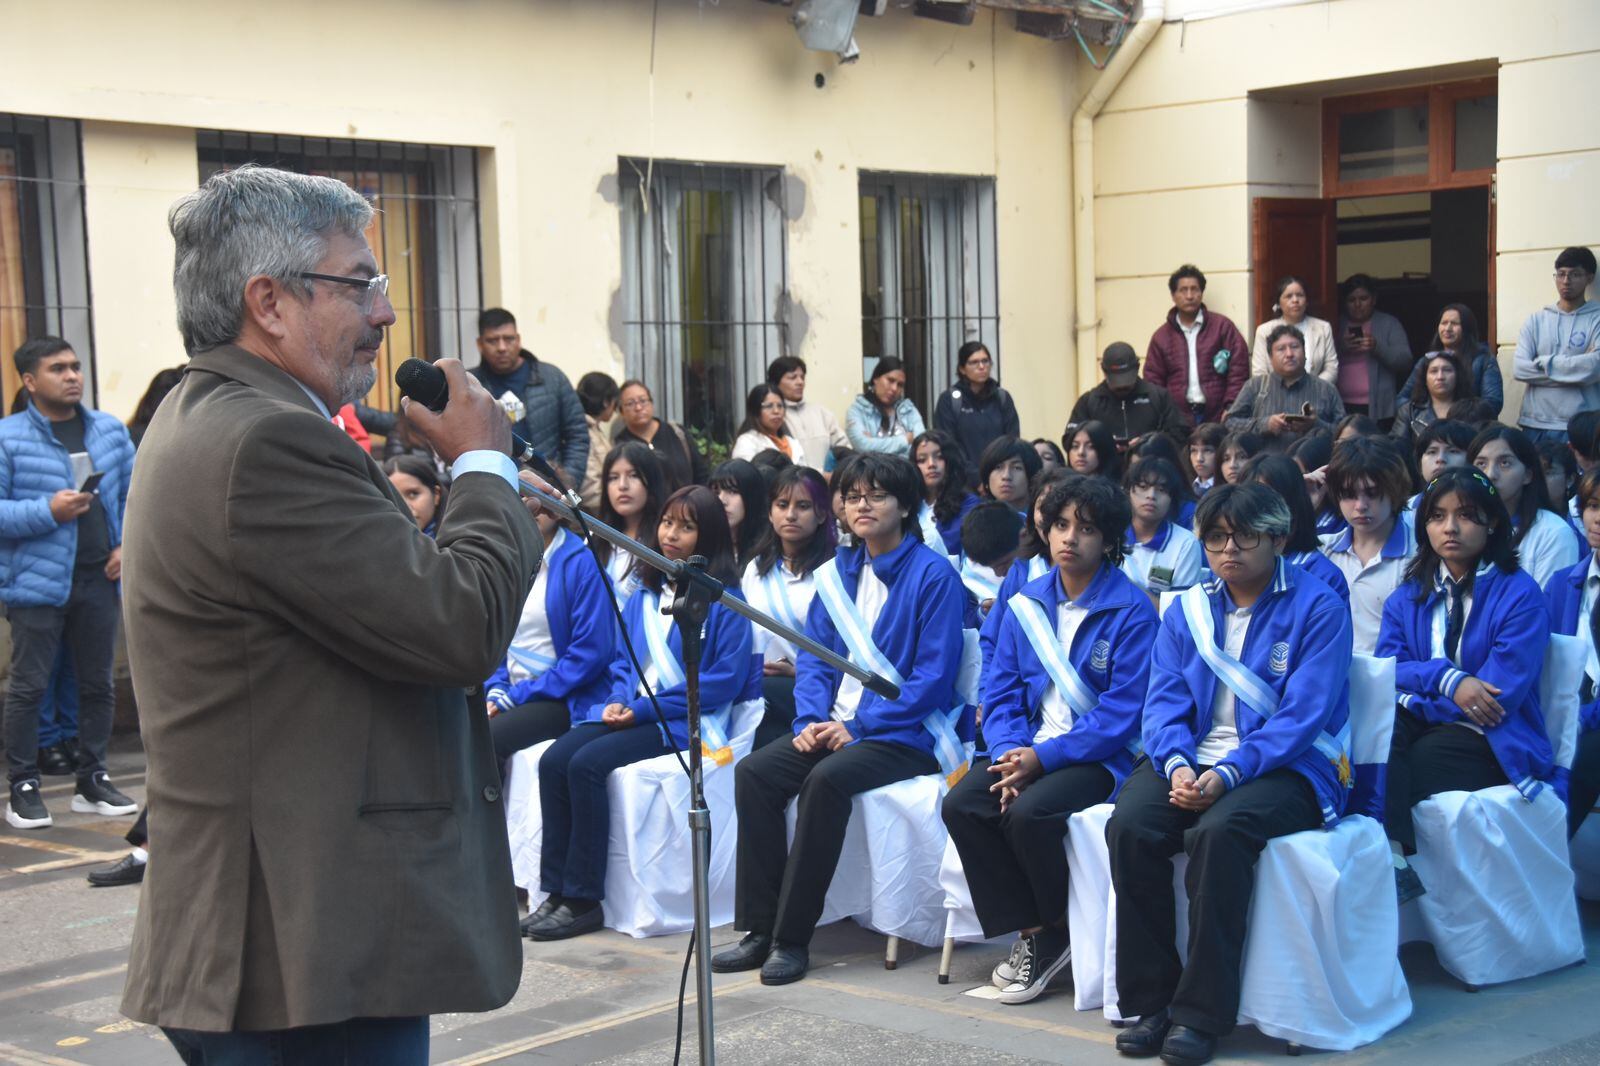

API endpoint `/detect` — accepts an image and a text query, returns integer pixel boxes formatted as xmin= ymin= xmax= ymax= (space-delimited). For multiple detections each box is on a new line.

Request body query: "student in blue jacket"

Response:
xmin=978 ymin=468 xmax=1070 ymax=680
xmin=1245 ymin=453 xmax=1351 ymax=605
xmin=912 ymin=429 xmax=979 ymax=557
xmin=1107 ymin=483 xmax=1354 ymax=1066
xmin=1377 ymin=467 xmax=1553 ymax=902
xmin=1547 ymin=467 xmax=1600 ymax=838
xmin=526 ymin=486 xmax=758 ymax=942
xmin=942 ymin=476 xmax=1156 ymax=1005
xmin=485 ymin=504 xmax=617 ymax=769
xmin=714 ymin=454 xmax=966 ymax=986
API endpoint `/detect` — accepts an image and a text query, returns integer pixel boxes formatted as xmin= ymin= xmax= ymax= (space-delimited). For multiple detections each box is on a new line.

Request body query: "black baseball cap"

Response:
xmin=1101 ymin=342 xmax=1139 ymax=385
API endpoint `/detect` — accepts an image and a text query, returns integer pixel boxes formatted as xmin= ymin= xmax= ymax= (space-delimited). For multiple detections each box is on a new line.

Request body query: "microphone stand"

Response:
xmin=517 ymin=478 xmax=898 ymax=1066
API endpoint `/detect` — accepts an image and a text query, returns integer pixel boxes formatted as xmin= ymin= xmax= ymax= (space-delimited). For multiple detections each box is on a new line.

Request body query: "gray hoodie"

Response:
xmin=1513 ymin=300 xmax=1600 ymax=431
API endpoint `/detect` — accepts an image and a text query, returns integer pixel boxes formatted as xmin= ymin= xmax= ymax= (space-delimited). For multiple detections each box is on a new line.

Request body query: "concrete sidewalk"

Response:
xmin=4 ymin=742 xmax=1600 ymax=1064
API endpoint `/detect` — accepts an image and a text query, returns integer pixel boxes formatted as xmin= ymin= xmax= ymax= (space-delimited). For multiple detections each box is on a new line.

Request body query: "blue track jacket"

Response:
xmin=1546 ymin=556 xmax=1600 ymax=734
xmin=982 ymin=563 xmax=1156 ymax=789
xmin=795 ymin=536 xmax=966 ymax=755
xmin=1287 ymin=549 xmax=1350 ymax=606
xmin=484 ymin=532 xmax=617 ymax=720
xmin=1377 ymin=564 xmax=1554 ymax=800
xmin=597 ymin=585 xmax=761 ymax=747
xmin=979 ymin=554 xmax=1052 ymax=680
xmin=1144 ymin=559 xmax=1354 ymax=825
xmin=936 ymin=493 xmax=980 ymax=557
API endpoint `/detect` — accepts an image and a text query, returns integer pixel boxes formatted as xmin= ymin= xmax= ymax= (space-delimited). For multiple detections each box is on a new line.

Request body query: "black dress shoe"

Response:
xmin=87 ymin=853 xmax=146 ymax=888
xmin=520 ymin=895 xmax=565 ymax=935
xmin=1159 ymin=1024 xmax=1217 ymax=1066
xmin=711 ymin=932 xmax=772 ymax=973
xmin=758 ymin=942 xmax=809 ymax=986
xmin=37 ymin=744 xmax=74 ymax=777
xmin=525 ymin=901 xmax=604 ymax=941
xmin=1114 ymin=1008 xmax=1171 ymax=1057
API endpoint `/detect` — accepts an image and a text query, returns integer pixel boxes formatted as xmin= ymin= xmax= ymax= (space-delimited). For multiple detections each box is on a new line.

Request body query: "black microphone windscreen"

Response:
xmin=395 ymin=358 xmax=449 ymax=412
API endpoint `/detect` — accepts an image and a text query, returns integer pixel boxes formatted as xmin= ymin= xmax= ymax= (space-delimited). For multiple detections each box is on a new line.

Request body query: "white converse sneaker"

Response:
xmin=992 ymin=936 xmax=1032 ymax=988
xmin=997 ymin=931 xmax=1072 ymax=1005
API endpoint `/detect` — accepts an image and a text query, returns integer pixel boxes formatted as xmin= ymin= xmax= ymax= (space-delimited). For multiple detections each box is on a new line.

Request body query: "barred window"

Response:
xmin=198 ymin=131 xmax=482 ymax=413
xmin=859 ymin=172 xmax=999 ymax=417
xmin=618 ymin=159 xmax=788 ymax=444
xmin=1 ymin=114 xmax=92 ymax=408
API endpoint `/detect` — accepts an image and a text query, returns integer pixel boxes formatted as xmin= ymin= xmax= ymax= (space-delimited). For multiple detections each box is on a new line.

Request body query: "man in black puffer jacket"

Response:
xmin=1068 ymin=342 xmax=1189 ymax=450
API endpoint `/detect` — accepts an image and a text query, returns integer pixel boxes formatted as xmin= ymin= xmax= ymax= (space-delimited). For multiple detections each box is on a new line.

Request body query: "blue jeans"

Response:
xmin=1522 ymin=427 xmax=1569 ymax=447
xmin=538 ymin=720 xmax=671 ymax=900
xmin=162 ymin=1017 xmax=427 ymax=1065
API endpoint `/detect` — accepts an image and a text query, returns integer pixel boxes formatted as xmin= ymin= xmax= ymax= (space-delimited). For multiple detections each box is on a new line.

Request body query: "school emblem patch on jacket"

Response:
xmin=1269 ymin=641 xmax=1290 ymax=675
xmin=1090 ymin=640 xmax=1111 ymax=672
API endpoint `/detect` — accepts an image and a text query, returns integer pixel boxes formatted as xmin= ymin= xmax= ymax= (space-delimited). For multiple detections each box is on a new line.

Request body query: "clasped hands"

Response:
xmin=1168 ymin=765 xmax=1226 ymax=811
xmin=792 ymin=720 xmax=852 ymax=753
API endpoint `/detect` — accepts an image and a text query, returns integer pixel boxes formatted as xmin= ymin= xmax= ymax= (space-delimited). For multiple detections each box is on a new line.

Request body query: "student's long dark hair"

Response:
xmin=751 ymin=465 xmax=837 ymax=579
xmin=1183 ymin=422 xmax=1228 ymax=484
xmin=1060 ymin=420 xmax=1122 ymax=482
xmin=1125 ymin=434 xmax=1193 ymax=502
xmin=1468 ymin=423 xmax=1559 ymax=548
xmin=1019 ymin=467 xmax=1073 ymax=559
xmin=710 ymin=459 xmax=768 ymax=564
xmin=734 ymin=384 xmax=792 ymax=440
xmin=1243 ymin=454 xmax=1322 ymax=553
xmin=911 ymin=429 xmax=974 ymax=524
xmin=595 ymin=442 xmax=668 ymax=570
xmin=641 ymin=485 xmax=739 ymax=594
xmin=1124 ymin=457 xmax=1187 ymax=526
xmin=1403 ymin=467 xmax=1518 ymax=602
xmin=381 ymin=454 xmax=448 ymax=517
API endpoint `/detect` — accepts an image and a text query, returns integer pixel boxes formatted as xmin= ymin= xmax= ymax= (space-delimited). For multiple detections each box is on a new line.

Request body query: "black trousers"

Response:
xmin=127 ymin=806 xmax=148 ymax=848
xmin=941 ymin=757 xmax=1113 ymax=938
xmin=1107 ymin=759 xmax=1321 ymax=1036
xmin=754 ymin=675 xmax=797 ymax=750
xmin=489 ymin=699 xmax=571 ymax=763
xmin=734 ymin=734 xmax=936 ymax=946
xmin=1384 ymin=709 xmax=1508 ymax=854
xmin=163 ymin=1016 xmax=426 ymax=1065
xmin=1568 ymin=728 xmax=1600 ymax=838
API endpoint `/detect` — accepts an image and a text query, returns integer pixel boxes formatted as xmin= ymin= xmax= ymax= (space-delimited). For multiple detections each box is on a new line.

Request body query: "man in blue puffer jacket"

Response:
xmin=1 ymin=336 xmax=137 ymax=829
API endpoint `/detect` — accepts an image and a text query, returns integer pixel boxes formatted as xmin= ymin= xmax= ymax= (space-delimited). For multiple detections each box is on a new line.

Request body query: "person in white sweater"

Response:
xmin=768 ymin=356 xmax=849 ymax=474
xmin=731 ymin=383 xmax=808 ymax=467
xmin=1251 ymin=275 xmax=1338 ymax=386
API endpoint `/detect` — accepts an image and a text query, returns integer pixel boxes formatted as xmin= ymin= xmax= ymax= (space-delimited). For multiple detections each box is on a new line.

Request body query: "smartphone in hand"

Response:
xmin=78 ymin=471 xmax=105 ymax=493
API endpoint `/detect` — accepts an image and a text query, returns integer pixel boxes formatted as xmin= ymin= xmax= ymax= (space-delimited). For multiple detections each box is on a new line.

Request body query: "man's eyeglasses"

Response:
xmin=1554 ymin=270 xmax=1592 ymax=283
xmin=299 ymin=272 xmax=389 ymax=314
xmin=1202 ymin=528 xmax=1264 ymax=552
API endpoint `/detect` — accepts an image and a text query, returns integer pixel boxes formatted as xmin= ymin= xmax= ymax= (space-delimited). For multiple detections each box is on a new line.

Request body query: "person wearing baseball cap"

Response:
xmin=1068 ymin=341 xmax=1189 ymax=452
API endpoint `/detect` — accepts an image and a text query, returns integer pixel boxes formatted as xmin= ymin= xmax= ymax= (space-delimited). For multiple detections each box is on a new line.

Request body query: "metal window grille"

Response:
xmin=618 ymin=159 xmax=788 ymax=445
xmin=859 ymin=172 xmax=999 ymax=418
xmin=0 ymin=114 xmax=93 ymax=408
xmin=197 ymin=130 xmax=482 ymax=413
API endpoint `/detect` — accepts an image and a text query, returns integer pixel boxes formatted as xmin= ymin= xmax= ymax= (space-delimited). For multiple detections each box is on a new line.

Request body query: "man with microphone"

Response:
xmin=120 ymin=164 xmax=541 ymax=1064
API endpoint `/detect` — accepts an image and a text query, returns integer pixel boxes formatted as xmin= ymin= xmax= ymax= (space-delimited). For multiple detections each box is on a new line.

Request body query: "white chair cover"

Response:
xmin=1406 ymin=633 xmax=1586 ymax=986
xmin=502 ymin=699 xmax=765 ymax=938
xmin=1086 ymin=656 xmax=1410 ymax=1050
xmin=938 ymin=835 xmax=986 ymax=944
xmin=1573 ymin=811 xmax=1600 ymax=901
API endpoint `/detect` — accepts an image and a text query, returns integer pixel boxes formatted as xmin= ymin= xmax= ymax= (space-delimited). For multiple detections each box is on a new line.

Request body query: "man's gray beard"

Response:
xmin=334 ymin=362 xmax=378 ymax=408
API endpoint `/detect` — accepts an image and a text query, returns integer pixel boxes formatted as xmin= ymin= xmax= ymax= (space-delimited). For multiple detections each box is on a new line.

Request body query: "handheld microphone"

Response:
xmin=394 ymin=358 xmax=577 ymax=501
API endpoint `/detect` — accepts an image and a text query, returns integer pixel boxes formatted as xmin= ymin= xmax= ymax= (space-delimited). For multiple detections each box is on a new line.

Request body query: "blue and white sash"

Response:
xmin=507 ymin=645 xmax=558 ymax=678
xmin=1010 ymin=592 xmax=1141 ymax=757
xmin=757 ymin=564 xmax=805 ymax=635
xmin=960 ymin=558 xmax=1003 ymax=604
xmin=1176 ymin=585 xmax=1350 ymax=786
xmin=641 ymin=590 xmax=733 ymax=764
xmin=814 ymin=560 xmax=970 ymax=786
xmin=918 ymin=502 xmax=954 ymax=564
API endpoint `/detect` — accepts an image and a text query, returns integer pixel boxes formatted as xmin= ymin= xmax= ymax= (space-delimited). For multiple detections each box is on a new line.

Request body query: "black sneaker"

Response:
xmin=72 ymin=772 xmax=137 ymax=816
xmin=997 ymin=928 xmax=1072 ymax=1004
xmin=38 ymin=743 xmax=75 ymax=777
xmin=6 ymin=779 xmax=52 ymax=829
xmin=992 ymin=936 xmax=1031 ymax=988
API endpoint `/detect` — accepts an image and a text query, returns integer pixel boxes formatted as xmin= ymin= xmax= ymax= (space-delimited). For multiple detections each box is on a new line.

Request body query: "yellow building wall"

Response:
xmin=1090 ymin=0 xmax=1600 ymax=420
xmin=0 ymin=0 xmax=1077 ymax=437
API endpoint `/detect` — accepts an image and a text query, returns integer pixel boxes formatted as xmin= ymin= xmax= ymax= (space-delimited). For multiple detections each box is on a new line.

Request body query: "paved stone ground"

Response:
xmin=4 ymin=739 xmax=1600 ymax=1064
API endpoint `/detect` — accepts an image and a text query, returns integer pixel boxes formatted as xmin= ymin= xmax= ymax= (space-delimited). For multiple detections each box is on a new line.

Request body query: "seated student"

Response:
xmin=594 ymin=442 xmax=670 ymax=606
xmin=1062 ymin=420 xmax=1123 ymax=483
xmin=1536 ymin=439 xmax=1582 ymax=540
xmin=979 ymin=435 xmax=1044 ymax=517
xmin=1032 ymin=438 xmax=1066 ymax=474
xmin=979 ymin=470 xmax=1074 ymax=679
xmin=711 ymin=458 xmax=769 ymax=566
xmin=1566 ymin=411 xmax=1600 ymax=506
xmin=526 ymin=486 xmax=758 ymax=942
xmin=714 ymin=454 xmax=966 ymax=986
xmin=1216 ymin=429 xmax=1263 ymax=487
xmin=486 ymin=505 xmax=618 ymax=771
xmin=1122 ymin=457 xmax=1204 ymax=599
xmin=1547 ymin=467 xmax=1600 ymax=838
xmin=1406 ymin=419 xmax=1475 ymax=515
xmin=1108 ymin=483 xmax=1353 ymax=1065
xmin=1243 ymin=454 xmax=1351 ymax=605
xmin=960 ymin=501 xmax=1025 ymax=614
xmin=912 ymin=429 xmax=979 ymax=559
xmin=1126 ymin=433 xmax=1197 ymax=530
xmin=1378 ymin=467 xmax=1553 ymax=902
xmin=1288 ymin=431 xmax=1346 ymax=538
xmin=382 ymin=455 xmax=445 ymax=537
xmin=1334 ymin=413 xmax=1381 ymax=444
xmin=1320 ymin=437 xmax=1416 ymax=654
xmin=749 ymin=447 xmax=794 ymax=490
xmin=942 ymin=476 xmax=1156 ymax=1004
xmin=1446 ymin=397 xmax=1499 ymax=430
xmin=829 ymin=453 xmax=861 ymax=546
xmin=742 ymin=465 xmax=837 ymax=749
xmin=1186 ymin=423 xmax=1228 ymax=504
xmin=1470 ymin=424 xmax=1581 ymax=587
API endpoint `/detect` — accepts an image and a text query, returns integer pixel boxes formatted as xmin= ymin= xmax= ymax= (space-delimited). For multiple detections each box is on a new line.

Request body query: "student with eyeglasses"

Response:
xmin=1514 ymin=246 xmax=1599 ymax=447
xmin=1376 ymin=467 xmax=1554 ymax=904
xmin=714 ymin=453 xmax=967 ymax=987
xmin=1107 ymin=482 xmax=1353 ymax=1066
xmin=732 ymin=384 xmax=808 ymax=467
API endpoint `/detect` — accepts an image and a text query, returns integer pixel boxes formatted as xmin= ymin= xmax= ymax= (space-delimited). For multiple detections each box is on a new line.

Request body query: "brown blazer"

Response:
xmin=119 ymin=346 xmax=541 ymax=1031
